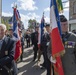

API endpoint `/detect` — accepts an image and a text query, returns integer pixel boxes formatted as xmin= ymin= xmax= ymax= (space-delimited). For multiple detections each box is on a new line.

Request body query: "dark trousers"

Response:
xmin=0 ymin=69 xmax=9 ymax=75
xmin=46 ymin=59 xmax=51 ymax=75
xmin=0 ymin=61 xmax=18 ymax=75
xmin=42 ymin=47 xmax=48 ymax=67
xmin=33 ymin=45 xmax=38 ymax=61
xmin=12 ymin=60 xmax=18 ymax=75
xmin=43 ymin=49 xmax=51 ymax=75
xmin=26 ymin=40 xmax=30 ymax=47
xmin=20 ymin=44 xmax=24 ymax=61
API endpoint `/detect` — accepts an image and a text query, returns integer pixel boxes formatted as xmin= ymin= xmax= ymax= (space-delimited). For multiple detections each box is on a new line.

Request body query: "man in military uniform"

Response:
xmin=0 ymin=24 xmax=17 ymax=75
xmin=47 ymin=15 xmax=76 ymax=75
xmin=60 ymin=15 xmax=76 ymax=75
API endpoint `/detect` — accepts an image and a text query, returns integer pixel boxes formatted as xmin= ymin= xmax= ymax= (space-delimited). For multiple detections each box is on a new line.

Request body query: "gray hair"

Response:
xmin=0 ymin=23 xmax=7 ymax=31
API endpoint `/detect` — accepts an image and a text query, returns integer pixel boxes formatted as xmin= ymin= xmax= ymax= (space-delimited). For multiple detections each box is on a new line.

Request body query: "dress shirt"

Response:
xmin=0 ymin=35 xmax=5 ymax=50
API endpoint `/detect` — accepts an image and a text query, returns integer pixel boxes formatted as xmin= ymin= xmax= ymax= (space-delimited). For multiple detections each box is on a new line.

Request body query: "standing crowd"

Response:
xmin=0 ymin=14 xmax=76 ymax=75
xmin=30 ymin=15 xmax=76 ymax=75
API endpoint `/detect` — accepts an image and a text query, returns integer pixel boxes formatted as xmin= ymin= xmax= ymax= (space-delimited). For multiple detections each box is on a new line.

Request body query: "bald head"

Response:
xmin=0 ymin=24 xmax=7 ymax=40
xmin=0 ymin=24 xmax=6 ymax=31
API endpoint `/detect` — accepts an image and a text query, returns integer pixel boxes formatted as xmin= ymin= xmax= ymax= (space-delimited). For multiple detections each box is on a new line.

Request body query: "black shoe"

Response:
xmin=40 ymin=63 xmax=46 ymax=68
xmin=18 ymin=68 xmax=19 ymax=70
xmin=40 ymin=64 xmax=43 ymax=66
xmin=21 ymin=59 xmax=23 ymax=62
xmin=32 ymin=59 xmax=35 ymax=62
xmin=40 ymin=66 xmax=45 ymax=69
xmin=40 ymin=63 xmax=45 ymax=67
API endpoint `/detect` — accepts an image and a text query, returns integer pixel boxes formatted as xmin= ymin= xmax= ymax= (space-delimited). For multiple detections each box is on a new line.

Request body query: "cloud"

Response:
xmin=45 ymin=16 xmax=50 ymax=23
xmin=21 ymin=13 xmax=40 ymax=29
xmin=2 ymin=12 xmax=13 ymax=17
xmin=2 ymin=12 xmax=40 ymax=29
xmin=14 ymin=0 xmax=38 ymax=11
xmin=44 ymin=7 xmax=50 ymax=12
xmin=27 ymin=13 xmax=40 ymax=19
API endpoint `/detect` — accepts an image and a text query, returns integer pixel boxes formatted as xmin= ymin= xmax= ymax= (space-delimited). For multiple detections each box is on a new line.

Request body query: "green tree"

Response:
xmin=1 ymin=18 xmax=10 ymax=30
xmin=28 ymin=19 xmax=38 ymax=29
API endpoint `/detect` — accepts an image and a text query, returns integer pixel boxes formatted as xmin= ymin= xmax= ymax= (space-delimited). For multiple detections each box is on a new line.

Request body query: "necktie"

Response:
xmin=36 ymin=32 xmax=38 ymax=41
xmin=0 ymin=40 xmax=3 ymax=50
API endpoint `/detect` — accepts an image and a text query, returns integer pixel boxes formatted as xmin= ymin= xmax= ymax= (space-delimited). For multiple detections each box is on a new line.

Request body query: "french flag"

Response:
xmin=50 ymin=0 xmax=65 ymax=75
xmin=13 ymin=7 xmax=22 ymax=61
xmin=38 ymin=13 xmax=45 ymax=48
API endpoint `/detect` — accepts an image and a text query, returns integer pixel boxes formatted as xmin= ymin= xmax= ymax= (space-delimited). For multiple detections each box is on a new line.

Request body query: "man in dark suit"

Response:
xmin=0 ymin=24 xmax=17 ymax=75
xmin=25 ymin=30 xmax=31 ymax=48
xmin=32 ymin=26 xmax=39 ymax=61
xmin=40 ymin=24 xmax=51 ymax=75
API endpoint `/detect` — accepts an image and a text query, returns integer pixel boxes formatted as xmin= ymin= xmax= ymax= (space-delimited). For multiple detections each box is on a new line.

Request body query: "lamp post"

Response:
xmin=0 ymin=0 xmax=2 ymax=24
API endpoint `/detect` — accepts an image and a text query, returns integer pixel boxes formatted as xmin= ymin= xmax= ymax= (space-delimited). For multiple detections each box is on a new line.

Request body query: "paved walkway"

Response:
xmin=17 ymin=46 xmax=47 ymax=75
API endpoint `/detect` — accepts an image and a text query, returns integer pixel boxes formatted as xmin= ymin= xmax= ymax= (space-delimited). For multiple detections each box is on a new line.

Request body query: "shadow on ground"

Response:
xmin=18 ymin=47 xmax=46 ymax=75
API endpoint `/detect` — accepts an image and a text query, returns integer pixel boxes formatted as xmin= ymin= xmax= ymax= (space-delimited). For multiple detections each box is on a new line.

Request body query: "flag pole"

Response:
xmin=36 ymin=12 xmax=45 ymax=68
xmin=0 ymin=0 xmax=2 ymax=24
xmin=35 ymin=17 xmax=36 ymax=31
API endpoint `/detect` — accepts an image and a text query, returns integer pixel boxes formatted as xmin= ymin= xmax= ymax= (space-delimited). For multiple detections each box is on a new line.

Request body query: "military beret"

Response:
xmin=59 ymin=15 xmax=67 ymax=22
xmin=45 ymin=23 xmax=50 ymax=27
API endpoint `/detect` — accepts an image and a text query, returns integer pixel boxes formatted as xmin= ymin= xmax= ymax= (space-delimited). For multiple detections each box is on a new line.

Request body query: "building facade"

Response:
xmin=69 ymin=0 xmax=76 ymax=31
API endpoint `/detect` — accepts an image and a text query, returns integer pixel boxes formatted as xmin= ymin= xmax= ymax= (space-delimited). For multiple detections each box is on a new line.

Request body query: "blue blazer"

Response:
xmin=0 ymin=37 xmax=18 ymax=75
xmin=0 ymin=36 xmax=15 ymax=67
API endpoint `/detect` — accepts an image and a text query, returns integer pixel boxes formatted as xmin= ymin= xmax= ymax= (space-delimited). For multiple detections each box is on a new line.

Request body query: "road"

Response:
xmin=17 ymin=46 xmax=47 ymax=75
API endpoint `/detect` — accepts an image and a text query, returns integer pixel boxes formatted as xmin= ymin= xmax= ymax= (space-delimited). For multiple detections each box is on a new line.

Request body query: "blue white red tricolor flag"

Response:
xmin=38 ymin=13 xmax=45 ymax=48
xmin=13 ymin=7 xmax=22 ymax=61
xmin=50 ymin=0 xmax=65 ymax=75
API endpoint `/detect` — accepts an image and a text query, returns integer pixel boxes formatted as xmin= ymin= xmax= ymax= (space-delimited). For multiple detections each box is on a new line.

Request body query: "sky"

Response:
xmin=2 ymin=0 xmax=69 ymax=29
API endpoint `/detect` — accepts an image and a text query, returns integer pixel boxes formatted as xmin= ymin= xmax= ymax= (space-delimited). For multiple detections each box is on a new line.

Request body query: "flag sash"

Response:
xmin=56 ymin=0 xmax=63 ymax=12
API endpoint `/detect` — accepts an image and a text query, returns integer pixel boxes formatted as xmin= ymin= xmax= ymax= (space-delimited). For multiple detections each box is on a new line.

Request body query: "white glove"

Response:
xmin=50 ymin=56 xmax=56 ymax=63
xmin=46 ymin=42 xmax=50 ymax=46
xmin=32 ymin=45 xmax=34 ymax=47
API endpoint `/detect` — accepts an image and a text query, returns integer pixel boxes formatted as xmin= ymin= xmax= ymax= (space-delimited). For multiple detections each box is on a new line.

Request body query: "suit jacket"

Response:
xmin=41 ymin=32 xmax=50 ymax=52
xmin=0 ymin=36 xmax=15 ymax=68
xmin=25 ymin=34 xmax=30 ymax=42
xmin=47 ymin=42 xmax=51 ymax=60
xmin=32 ymin=31 xmax=38 ymax=46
